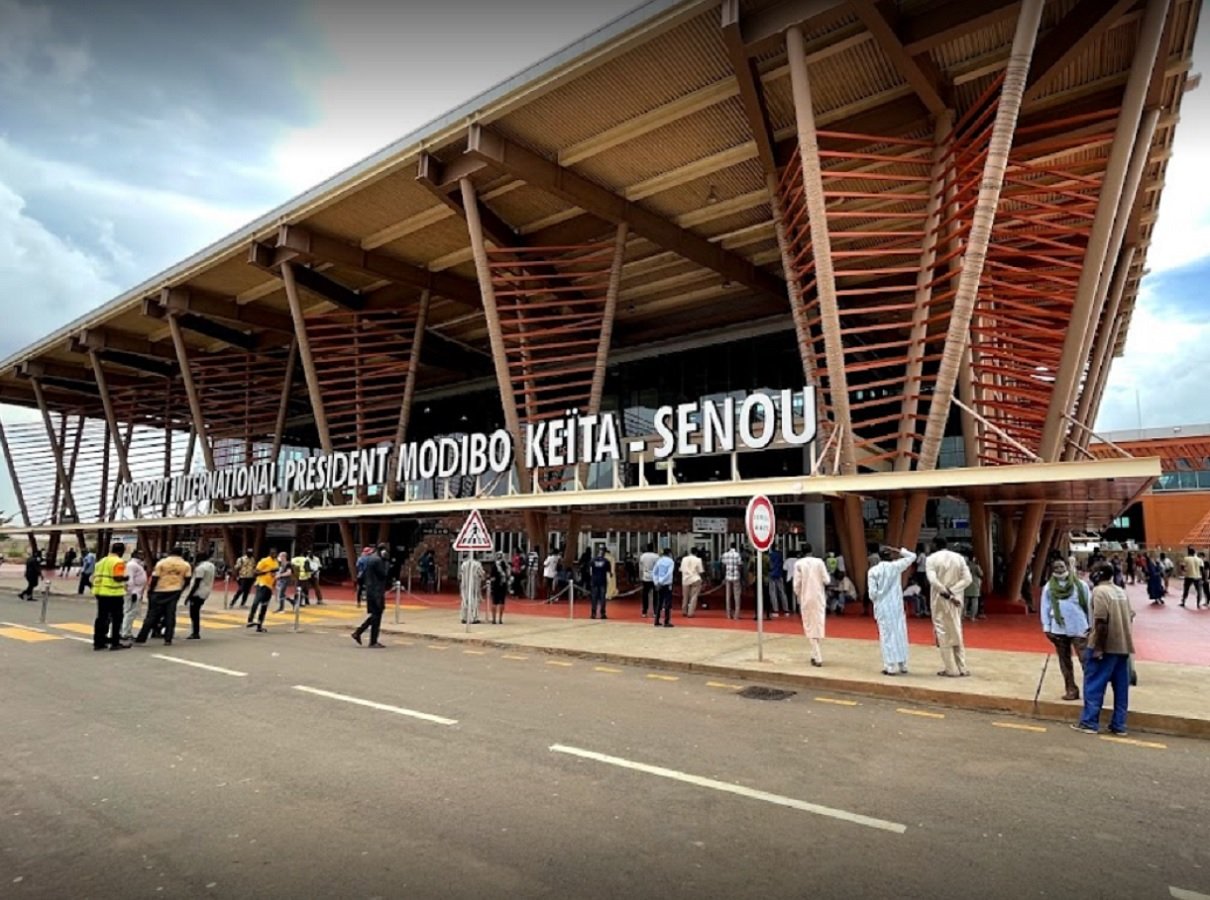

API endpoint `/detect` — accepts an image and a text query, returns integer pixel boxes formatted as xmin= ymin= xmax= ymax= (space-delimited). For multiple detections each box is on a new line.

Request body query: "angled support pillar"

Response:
xmin=565 ymin=223 xmax=629 ymax=563
xmin=384 ymin=292 xmax=430 ymax=502
xmin=969 ymin=500 xmax=992 ymax=589
xmin=167 ymin=314 xmax=236 ymax=564
xmin=896 ymin=111 xmax=953 ymax=470
xmin=786 ymin=25 xmax=855 ymax=475
xmin=30 ymin=377 xmax=85 ymax=552
xmin=280 ymin=263 xmax=359 ymax=575
xmin=460 ymin=177 xmax=529 ymax=494
xmin=917 ymin=0 xmax=1044 ymax=471
xmin=1013 ymin=0 xmax=1169 ymax=598
xmin=0 ymin=419 xmax=38 ymax=554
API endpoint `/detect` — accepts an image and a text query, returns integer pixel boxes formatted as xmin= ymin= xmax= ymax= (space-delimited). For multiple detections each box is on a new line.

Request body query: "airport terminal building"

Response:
xmin=0 ymin=0 xmax=1198 ymax=596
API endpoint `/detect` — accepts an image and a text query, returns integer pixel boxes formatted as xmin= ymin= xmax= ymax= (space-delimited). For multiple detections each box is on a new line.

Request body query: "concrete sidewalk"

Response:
xmin=330 ymin=603 xmax=1209 ymax=740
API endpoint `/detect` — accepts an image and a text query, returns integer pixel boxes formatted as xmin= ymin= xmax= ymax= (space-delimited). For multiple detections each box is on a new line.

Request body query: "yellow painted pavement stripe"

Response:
xmin=546 ymin=659 xmax=574 ymax=667
xmin=646 ymin=673 xmax=679 ymax=682
xmin=1101 ymin=735 xmax=1167 ymax=750
xmin=49 ymin=623 xmax=94 ymax=635
xmin=463 ymin=649 xmax=487 ymax=655
xmin=594 ymin=666 xmax=622 ymax=674
xmin=0 ymin=626 xmax=63 ymax=643
xmin=402 ymin=605 xmax=428 ymax=611
xmin=426 ymin=645 xmax=449 ymax=651
xmin=993 ymin=722 xmax=1047 ymax=733
xmin=197 ymin=622 xmax=241 ymax=630
xmin=814 ymin=697 xmax=859 ymax=707
xmin=896 ymin=708 xmax=944 ymax=719
xmin=502 ymin=654 xmax=528 ymax=661
xmin=706 ymin=681 xmax=743 ymax=690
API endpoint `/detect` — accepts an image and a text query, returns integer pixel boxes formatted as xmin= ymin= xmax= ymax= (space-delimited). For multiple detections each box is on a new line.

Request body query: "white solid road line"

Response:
xmin=1171 ymin=887 xmax=1210 ymax=900
xmin=549 ymin=744 xmax=907 ymax=834
xmin=292 ymin=685 xmax=458 ymax=726
xmin=151 ymin=654 xmax=248 ymax=677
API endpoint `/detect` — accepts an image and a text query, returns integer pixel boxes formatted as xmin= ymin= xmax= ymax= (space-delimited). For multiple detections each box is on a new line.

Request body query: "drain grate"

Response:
xmin=737 ymin=685 xmax=797 ymax=701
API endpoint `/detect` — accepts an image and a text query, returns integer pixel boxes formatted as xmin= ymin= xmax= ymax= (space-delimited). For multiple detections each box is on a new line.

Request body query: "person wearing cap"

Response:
xmin=352 ymin=544 xmax=390 ymax=648
xmin=1073 ymin=560 xmax=1135 ymax=736
xmin=119 ymin=548 xmax=148 ymax=647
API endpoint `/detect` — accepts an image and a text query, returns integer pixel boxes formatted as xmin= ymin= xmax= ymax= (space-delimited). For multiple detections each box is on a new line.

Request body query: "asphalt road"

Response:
xmin=1 ymin=594 xmax=1207 ymax=899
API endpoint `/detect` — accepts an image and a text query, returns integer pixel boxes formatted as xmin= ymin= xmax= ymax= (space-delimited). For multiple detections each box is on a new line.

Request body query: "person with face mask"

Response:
xmin=1040 ymin=558 xmax=1091 ymax=700
xmin=868 ymin=547 xmax=917 ymax=675
xmin=351 ymin=544 xmax=390 ymax=648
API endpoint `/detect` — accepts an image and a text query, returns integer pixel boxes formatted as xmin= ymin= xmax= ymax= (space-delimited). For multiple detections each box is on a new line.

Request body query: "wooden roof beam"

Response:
xmin=722 ymin=0 xmax=779 ymax=176
xmin=901 ymin=0 xmax=1020 ymax=55
xmin=740 ymin=0 xmax=848 ymax=58
xmin=1024 ymin=0 xmax=1138 ymax=102
xmin=850 ymin=0 xmax=950 ymax=116
xmin=463 ymin=125 xmax=786 ymax=305
xmin=272 ymin=225 xmax=482 ymax=309
xmin=160 ymin=287 xmax=294 ymax=334
xmin=74 ymin=327 xmax=177 ymax=364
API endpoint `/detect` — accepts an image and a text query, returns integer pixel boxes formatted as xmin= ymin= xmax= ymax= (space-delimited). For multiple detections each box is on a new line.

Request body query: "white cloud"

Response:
xmin=1095 ymin=280 xmax=1210 ymax=432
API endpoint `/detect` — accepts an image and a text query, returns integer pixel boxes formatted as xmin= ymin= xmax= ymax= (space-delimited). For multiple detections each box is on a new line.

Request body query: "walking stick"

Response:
xmin=1032 ymin=653 xmax=1052 ymax=713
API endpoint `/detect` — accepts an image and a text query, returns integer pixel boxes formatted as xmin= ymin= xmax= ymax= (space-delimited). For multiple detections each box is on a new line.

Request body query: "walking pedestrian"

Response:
xmin=59 ymin=547 xmax=77 ymax=578
xmin=793 ymin=544 xmax=829 ymax=667
xmin=308 ymin=551 xmax=325 ymax=604
xmin=1159 ymin=552 xmax=1173 ymax=592
xmin=184 ymin=550 xmax=217 ymax=640
xmin=77 ymin=548 xmax=96 ymax=595
xmin=1145 ymin=554 xmax=1165 ymax=605
xmin=926 ymin=537 xmax=973 ymax=678
xmin=291 ymin=552 xmax=312 ymax=605
xmin=119 ymin=549 xmax=148 ymax=647
xmin=135 ymin=547 xmax=192 ymax=646
xmin=526 ymin=546 xmax=540 ymax=600
xmin=19 ymin=550 xmax=40 ymax=601
xmin=868 ymin=547 xmax=916 ymax=675
xmin=638 ymin=543 xmax=658 ymax=617
xmin=679 ymin=547 xmax=703 ymax=617
xmin=721 ymin=543 xmax=743 ymax=619
xmin=589 ymin=545 xmax=611 ymax=620
xmin=351 ymin=544 xmax=390 ymax=647
xmin=91 ymin=542 xmax=129 ymax=652
xmin=1181 ymin=547 xmax=1205 ymax=608
xmin=273 ymin=552 xmax=294 ymax=612
xmin=356 ymin=546 xmax=372 ymax=607
xmin=230 ymin=549 xmax=256 ymax=608
xmin=651 ymin=546 xmax=674 ymax=627
xmin=489 ymin=553 xmax=509 ymax=624
xmin=459 ymin=554 xmax=484 ymax=625
xmin=767 ymin=545 xmax=787 ymax=618
xmin=1073 ymin=561 xmax=1134 ymax=736
xmin=245 ymin=548 xmax=278 ymax=632
xmin=1040 ymin=558 xmax=1090 ymax=700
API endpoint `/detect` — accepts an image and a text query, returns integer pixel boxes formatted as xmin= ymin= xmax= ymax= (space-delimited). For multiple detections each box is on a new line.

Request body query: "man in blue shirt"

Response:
xmin=767 ymin=547 xmax=787 ymax=618
xmin=78 ymin=549 xmax=97 ymax=595
xmin=651 ymin=547 xmax=676 ymax=628
xmin=589 ymin=545 xmax=612 ymax=620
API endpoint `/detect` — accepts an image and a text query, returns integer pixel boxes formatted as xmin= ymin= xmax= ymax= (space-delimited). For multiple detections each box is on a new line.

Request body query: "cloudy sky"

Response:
xmin=0 ymin=0 xmax=1206 ymax=519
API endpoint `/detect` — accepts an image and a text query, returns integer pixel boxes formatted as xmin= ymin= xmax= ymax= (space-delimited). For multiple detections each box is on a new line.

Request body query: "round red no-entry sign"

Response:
xmin=745 ymin=495 xmax=776 ymax=552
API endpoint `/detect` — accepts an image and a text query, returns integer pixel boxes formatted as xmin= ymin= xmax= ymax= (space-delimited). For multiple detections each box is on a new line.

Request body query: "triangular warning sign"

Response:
xmin=452 ymin=509 xmax=493 ymax=552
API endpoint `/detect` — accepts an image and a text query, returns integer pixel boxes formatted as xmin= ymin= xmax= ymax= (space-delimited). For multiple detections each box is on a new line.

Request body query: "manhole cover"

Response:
xmin=737 ymin=685 xmax=796 ymax=701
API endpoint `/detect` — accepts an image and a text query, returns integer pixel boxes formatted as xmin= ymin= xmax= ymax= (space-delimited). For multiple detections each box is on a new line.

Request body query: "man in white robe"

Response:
xmin=926 ymin=537 xmax=974 ymax=677
xmin=459 ymin=555 xmax=484 ymax=624
xmin=868 ymin=547 xmax=916 ymax=675
xmin=793 ymin=544 xmax=829 ymax=667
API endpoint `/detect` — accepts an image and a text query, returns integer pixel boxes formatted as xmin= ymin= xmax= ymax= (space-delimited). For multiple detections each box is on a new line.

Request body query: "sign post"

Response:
xmin=745 ymin=495 xmax=776 ymax=662
xmin=453 ymin=510 xmax=493 ymax=633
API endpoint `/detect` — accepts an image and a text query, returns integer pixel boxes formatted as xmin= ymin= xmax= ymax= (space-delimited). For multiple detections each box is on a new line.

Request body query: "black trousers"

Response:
xmin=136 ymin=591 xmax=179 ymax=644
xmin=231 ymin=577 xmax=254 ymax=607
xmin=1182 ymin=577 xmax=1203 ymax=605
xmin=641 ymin=580 xmax=655 ymax=615
xmin=78 ymin=571 xmax=91 ymax=595
xmin=654 ymin=585 xmax=672 ymax=625
xmin=20 ymin=575 xmax=38 ymax=599
xmin=93 ymin=594 xmax=123 ymax=649
xmin=188 ymin=596 xmax=208 ymax=637
xmin=355 ymin=592 xmax=385 ymax=644
xmin=247 ymin=585 xmax=271 ymax=625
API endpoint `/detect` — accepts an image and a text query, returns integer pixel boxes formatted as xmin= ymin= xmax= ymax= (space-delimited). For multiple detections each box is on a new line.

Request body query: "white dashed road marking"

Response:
xmin=549 ymin=744 xmax=906 ymax=834
xmin=152 ymin=655 xmax=248 ymax=677
xmin=292 ymin=685 xmax=457 ymax=726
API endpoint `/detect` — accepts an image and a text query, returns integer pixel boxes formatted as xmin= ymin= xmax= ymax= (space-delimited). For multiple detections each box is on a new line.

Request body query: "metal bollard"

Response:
xmin=393 ymin=580 xmax=401 ymax=625
xmin=568 ymin=583 xmax=575 ymax=620
xmin=292 ymin=589 xmax=302 ymax=633
xmin=406 ymin=565 xmax=412 ymax=595
xmin=39 ymin=579 xmax=50 ymax=624
xmin=222 ymin=574 xmax=231 ymax=610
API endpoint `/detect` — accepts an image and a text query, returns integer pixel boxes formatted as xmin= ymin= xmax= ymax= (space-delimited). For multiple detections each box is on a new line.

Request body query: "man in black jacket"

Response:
xmin=352 ymin=544 xmax=391 ymax=648
xmin=19 ymin=551 xmax=41 ymax=600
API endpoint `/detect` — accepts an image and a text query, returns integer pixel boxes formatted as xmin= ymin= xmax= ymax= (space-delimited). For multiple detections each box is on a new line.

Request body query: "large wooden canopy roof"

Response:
xmin=0 ymin=0 xmax=1200 ymax=428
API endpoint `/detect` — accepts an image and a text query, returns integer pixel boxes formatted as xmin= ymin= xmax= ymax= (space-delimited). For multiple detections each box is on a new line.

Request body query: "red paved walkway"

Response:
xmin=284 ymin=576 xmax=1209 ymax=667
